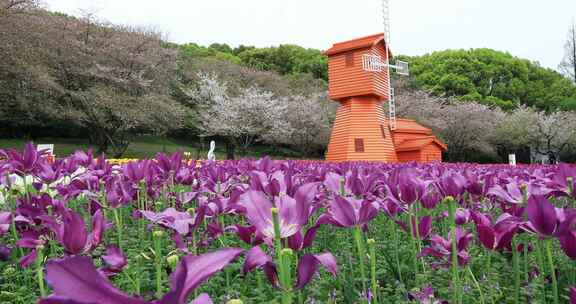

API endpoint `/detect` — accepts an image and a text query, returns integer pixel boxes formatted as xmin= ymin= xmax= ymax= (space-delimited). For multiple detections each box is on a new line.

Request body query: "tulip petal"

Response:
xmin=295 ymin=253 xmax=338 ymax=289
xmin=314 ymin=252 xmax=338 ymax=276
xmin=190 ymin=293 xmax=213 ymax=304
xmin=527 ymin=195 xmax=557 ymax=236
xmin=19 ymin=249 xmax=37 ymax=268
xmin=263 ymin=262 xmax=280 ymax=288
xmin=162 ymin=248 xmax=244 ymax=304
xmin=38 ymin=296 xmax=89 ymax=304
xmin=559 ymin=232 xmax=576 ymax=260
xmin=44 ymin=256 xmax=145 ymax=304
xmin=330 ymin=196 xmax=356 ymax=227
xmin=324 ymin=172 xmax=342 ymax=194
xmin=243 ymin=246 xmax=271 ymax=273
xmin=101 ymin=245 xmax=127 ymax=275
xmin=62 ymin=210 xmax=88 ymax=255
xmin=0 ymin=211 xmax=12 ymax=235
xmin=476 ymin=225 xmax=495 ymax=250
xmin=295 ymin=254 xmax=319 ymax=289
xmin=88 ymin=209 xmax=105 ymax=250
xmin=239 ymin=191 xmax=273 ymax=237
xmin=358 ymin=201 xmax=379 ymax=225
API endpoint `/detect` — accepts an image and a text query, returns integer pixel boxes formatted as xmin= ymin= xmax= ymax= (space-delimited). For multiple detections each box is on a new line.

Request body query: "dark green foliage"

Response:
xmin=400 ymin=49 xmax=576 ymax=110
xmin=178 ymin=43 xmax=328 ymax=81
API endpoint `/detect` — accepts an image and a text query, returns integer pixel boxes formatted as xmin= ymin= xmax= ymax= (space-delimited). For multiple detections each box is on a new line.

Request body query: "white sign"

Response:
xmin=37 ymin=144 xmax=54 ymax=155
xmin=508 ymin=154 xmax=516 ymax=166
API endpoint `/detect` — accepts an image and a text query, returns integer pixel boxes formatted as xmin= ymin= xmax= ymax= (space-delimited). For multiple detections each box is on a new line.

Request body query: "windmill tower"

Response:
xmin=324 ymin=0 xmax=446 ymax=162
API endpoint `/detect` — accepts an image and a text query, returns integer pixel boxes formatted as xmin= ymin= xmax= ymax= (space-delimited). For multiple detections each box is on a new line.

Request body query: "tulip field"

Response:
xmin=1 ymin=144 xmax=576 ymax=304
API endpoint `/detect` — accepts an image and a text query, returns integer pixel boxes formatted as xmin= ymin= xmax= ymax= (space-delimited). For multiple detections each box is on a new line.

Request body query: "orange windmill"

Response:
xmin=323 ymin=33 xmax=447 ymax=162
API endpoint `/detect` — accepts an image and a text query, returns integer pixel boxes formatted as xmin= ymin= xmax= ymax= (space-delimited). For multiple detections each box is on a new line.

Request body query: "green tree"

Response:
xmin=403 ymin=49 xmax=576 ymax=110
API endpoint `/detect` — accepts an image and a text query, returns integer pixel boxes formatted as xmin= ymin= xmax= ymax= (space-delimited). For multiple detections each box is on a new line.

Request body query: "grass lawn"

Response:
xmin=0 ymin=136 xmax=310 ymax=160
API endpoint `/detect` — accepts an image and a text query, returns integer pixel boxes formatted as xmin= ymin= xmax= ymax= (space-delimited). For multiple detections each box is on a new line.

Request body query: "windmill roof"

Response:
xmin=324 ymin=33 xmax=393 ymax=57
xmin=394 ymin=119 xmax=433 ymax=134
xmin=396 ymin=136 xmax=448 ymax=152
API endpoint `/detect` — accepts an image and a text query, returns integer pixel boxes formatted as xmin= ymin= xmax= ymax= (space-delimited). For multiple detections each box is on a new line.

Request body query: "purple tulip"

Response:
xmin=227 ymin=224 xmax=264 ymax=246
xmin=294 ymin=253 xmax=338 ymax=289
xmin=420 ymin=228 xmax=473 ymax=267
xmin=525 ymin=195 xmax=562 ymax=237
xmin=570 ymin=287 xmax=575 ymax=304
xmin=39 ymin=248 xmax=243 ymax=304
xmin=159 ymin=248 xmax=244 ymax=304
xmin=56 ymin=209 xmax=106 ymax=254
xmin=238 ymin=182 xmax=318 ymax=239
xmin=0 ymin=244 xmax=12 ymax=261
xmin=556 ymin=209 xmax=576 ymax=259
xmin=475 ymin=215 xmax=521 ymax=252
xmin=243 ymin=245 xmax=337 ymax=289
xmin=409 ymin=285 xmax=448 ymax=304
xmin=100 ymin=245 xmax=127 ymax=276
xmin=141 ymin=208 xmax=197 ymax=235
xmin=396 ymin=215 xmax=433 ymax=240
xmin=0 ymin=211 xmax=11 ymax=236
xmin=386 ymin=168 xmax=430 ymax=204
xmin=324 ymin=195 xmax=379 ymax=228
xmin=106 ymin=179 xmax=135 ymax=208
xmin=6 ymin=142 xmax=41 ymax=175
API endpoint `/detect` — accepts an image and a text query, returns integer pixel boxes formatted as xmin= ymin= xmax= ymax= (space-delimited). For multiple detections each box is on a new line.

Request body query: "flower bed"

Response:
xmin=0 ymin=143 xmax=575 ymax=303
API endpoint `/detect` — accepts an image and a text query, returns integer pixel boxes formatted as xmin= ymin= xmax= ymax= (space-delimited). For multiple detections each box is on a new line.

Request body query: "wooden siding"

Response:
xmin=326 ymin=96 xmax=398 ymax=162
xmin=421 ymin=144 xmax=443 ymax=162
xmin=328 ymin=48 xmax=390 ymax=101
xmin=397 ymin=151 xmax=421 ymax=163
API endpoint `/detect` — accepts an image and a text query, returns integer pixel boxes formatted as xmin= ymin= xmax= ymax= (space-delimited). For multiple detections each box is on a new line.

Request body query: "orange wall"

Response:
xmin=421 ymin=144 xmax=443 ymax=162
xmin=397 ymin=150 xmax=421 ymax=162
xmin=328 ymin=48 xmax=390 ymax=101
xmin=326 ymin=96 xmax=398 ymax=162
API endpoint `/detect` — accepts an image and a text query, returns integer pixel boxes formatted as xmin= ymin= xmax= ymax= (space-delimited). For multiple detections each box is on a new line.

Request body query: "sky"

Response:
xmin=45 ymin=0 xmax=576 ymax=71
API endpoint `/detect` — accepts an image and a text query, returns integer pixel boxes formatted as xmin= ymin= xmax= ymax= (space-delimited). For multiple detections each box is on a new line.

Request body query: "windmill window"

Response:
xmin=354 ymin=138 xmax=365 ymax=153
xmin=345 ymin=53 xmax=354 ymax=67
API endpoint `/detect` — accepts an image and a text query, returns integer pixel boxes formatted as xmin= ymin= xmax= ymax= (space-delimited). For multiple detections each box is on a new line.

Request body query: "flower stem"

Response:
xmin=367 ymin=238 xmax=378 ymax=304
xmin=352 ymin=226 xmax=367 ymax=300
xmin=153 ymin=230 xmax=164 ymax=299
xmin=11 ymin=217 xmax=23 ymax=258
xmin=545 ymin=239 xmax=558 ymax=304
xmin=36 ymin=246 xmax=46 ymax=298
xmin=535 ymin=239 xmax=547 ymax=303
xmin=447 ymin=197 xmax=460 ymax=304
xmin=112 ymin=208 xmax=123 ymax=251
xmin=467 ymin=266 xmax=485 ymax=304
xmin=511 ymin=237 xmax=520 ymax=304
xmin=523 ymin=242 xmax=529 ymax=284
xmin=391 ymin=221 xmax=403 ymax=284
xmin=272 ymin=208 xmax=292 ymax=304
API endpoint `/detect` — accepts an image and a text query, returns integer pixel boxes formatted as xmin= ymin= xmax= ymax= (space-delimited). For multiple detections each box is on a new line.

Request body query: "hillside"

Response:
xmin=1 ymin=2 xmax=576 ymax=162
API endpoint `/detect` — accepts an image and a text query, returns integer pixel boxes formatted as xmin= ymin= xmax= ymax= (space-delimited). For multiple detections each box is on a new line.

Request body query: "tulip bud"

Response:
xmin=367 ymin=238 xmax=376 ymax=245
xmin=3 ymin=265 xmax=16 ymax=276
xmin=155 ymin=201 xmax=164 ymax=211
xmin=270 ymin=207 xmax=281 ymax=240
xmin=226 ymin=300 xmax=243 ymax=304
xmin=167 ymin=255 xmax=179 ymax=269
xmin=153 ymin=230 xmax=165 ymax=239
xmin=280 ymin=248 xmax=293 ymax=257
xmin=187 ymin=207 xmax=195 ymax=216
xmin=339 ymin=177 xmax=346 ymax=196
